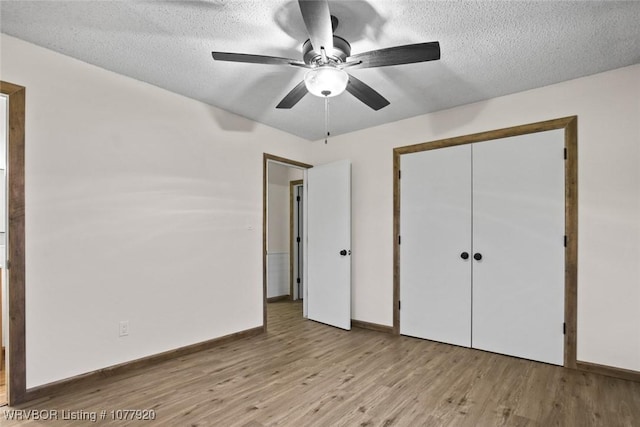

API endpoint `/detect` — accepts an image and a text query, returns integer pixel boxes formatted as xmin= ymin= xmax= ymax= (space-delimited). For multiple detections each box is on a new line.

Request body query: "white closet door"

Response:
xmin=472 ymin=130 xmax=565 ymax=365
xmin=400 ymin=145 xmax=472 ymax=347
xmin=306 ymin=160 xmax=351 ymax=330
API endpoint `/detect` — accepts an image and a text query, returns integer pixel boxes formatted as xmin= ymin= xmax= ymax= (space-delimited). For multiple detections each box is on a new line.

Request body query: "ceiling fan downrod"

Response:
xmin=324 ymin=96 xmax=330 ymax=144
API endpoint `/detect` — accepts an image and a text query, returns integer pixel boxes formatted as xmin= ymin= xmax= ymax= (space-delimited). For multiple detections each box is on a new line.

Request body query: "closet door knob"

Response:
xmin=460 ymin=252 xmax=469 ymax=260
xmin=340 ymin=249 xmax=348 ymax=256
xmin=473 ymin=253 xmax=483 ymax=261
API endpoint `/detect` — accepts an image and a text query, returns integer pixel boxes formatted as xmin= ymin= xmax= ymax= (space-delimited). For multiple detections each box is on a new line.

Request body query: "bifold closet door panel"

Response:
xmin=400 ymin=145 xmax=472 ymax=347
xmin=472 ymin=130 xmax=565 ymax=365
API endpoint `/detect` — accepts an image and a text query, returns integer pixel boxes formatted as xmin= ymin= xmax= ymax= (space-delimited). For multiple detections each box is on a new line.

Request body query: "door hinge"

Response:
xmin=296 ymin=236 xmax=301 ymax=243
xmin=564 ymin=148 xmax=567 ymax=160
xmin=297 ymin=278 xmax=301 ymax=284
xmin=398 ymin=300 xmax=401 ymax=310
xmin=5 ymin=260 xmax=10 ymax=270
xmin=398 ymin=235 xmax=401 ymax=245
xmin=398 ymin=170 xmax=401 ymax=180
xmin=563 ymin=322 xmax=566 ymax=335
xmin=296 ymin=195 xmax=300 ymax=202
xmin=564 ymin=235 xmax=567 ymax=247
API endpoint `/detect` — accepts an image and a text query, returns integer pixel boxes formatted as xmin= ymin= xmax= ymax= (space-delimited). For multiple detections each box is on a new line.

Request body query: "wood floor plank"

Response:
xmin=3 ymin=301 xmax=640 ymax=426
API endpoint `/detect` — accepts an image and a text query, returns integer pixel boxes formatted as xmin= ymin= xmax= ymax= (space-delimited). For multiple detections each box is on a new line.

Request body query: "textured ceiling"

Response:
xmin=1 ymin=1 xmax=639 ymax=140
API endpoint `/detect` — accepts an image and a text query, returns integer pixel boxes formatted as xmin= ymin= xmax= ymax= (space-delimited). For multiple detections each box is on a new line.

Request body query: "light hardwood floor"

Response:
xmin=4 ymin=301 xmax=640 ymax=426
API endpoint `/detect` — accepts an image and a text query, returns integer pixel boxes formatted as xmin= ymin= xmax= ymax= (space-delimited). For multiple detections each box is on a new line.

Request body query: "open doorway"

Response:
xmin=266 ymin=162 xmax=302 ymax=302
xmin=262 ymin=154 xmax=311 ymax=330
xmin=263 ymin=155 xmax=353 ymax=332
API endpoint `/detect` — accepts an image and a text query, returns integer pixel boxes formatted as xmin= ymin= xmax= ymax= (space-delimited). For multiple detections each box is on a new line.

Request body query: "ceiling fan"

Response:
xmin=211 ymin=0 xmax=440 ymax=111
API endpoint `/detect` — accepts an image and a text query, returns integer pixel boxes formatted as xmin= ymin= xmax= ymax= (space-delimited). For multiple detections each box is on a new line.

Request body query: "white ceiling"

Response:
xmin=1 ymin=1 xmax=639 ymax=140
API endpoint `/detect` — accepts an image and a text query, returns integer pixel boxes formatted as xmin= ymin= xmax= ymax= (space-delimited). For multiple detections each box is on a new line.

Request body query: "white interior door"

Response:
xmin=306 ymin=160 xmax=351 ymax=330
xmin=472 ymin=130 xmax=565 ymax=365
xmin=400 ymin=145 xmax=472 ymax=347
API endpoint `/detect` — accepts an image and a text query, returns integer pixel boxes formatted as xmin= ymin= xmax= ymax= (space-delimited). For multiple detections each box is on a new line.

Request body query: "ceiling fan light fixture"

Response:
xmin=304 ymin=66 xmax=349 ymax=98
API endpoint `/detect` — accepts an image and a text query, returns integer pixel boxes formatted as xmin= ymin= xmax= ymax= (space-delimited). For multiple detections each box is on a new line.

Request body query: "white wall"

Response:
xmin=267 ymin=163 xmax=304 ymax=254
xmin=0 ymin=34 xmax=311 ymax=388
xmin=0 ymin=95 xmax=6 ymax=167
xmin=267 ymin=163 xmax=292 ymax=253
xmin=267 ymin=163 xmax=290 ymax=298
xmin=2 ymin=31 xmax=638 ymax=387
xmin=288 ymin=167 xmax=304 ymax=184
xmin=311 ymin=64 xmax=640 ymax=372
xmin=266 ymin=252 xmax=288 ymax=298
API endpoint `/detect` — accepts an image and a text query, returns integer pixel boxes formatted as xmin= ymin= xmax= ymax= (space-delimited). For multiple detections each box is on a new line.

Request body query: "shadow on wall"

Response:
xmin=210 ymin=107 xmax=257 ymax=133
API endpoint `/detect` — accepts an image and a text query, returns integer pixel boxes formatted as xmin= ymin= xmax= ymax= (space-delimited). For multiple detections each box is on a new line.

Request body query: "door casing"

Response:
xmin=263 ymin=154 xmax=312 ymax=330
xmin=1 ymin=81 xmax=27 ymax=404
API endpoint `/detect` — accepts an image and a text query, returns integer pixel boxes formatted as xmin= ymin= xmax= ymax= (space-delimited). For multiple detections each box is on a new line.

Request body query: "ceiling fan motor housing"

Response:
xmin=303 ymin=36 xmax=351 ymax=66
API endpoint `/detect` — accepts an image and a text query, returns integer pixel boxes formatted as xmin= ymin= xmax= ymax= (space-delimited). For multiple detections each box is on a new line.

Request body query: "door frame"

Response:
xmin=1 ymin=81 xmax=27 ymax=404
xmin=289 ymin=179 xmax=303 ymax=300
xmin=263 ymin=154 xmax=312 ymax=330
xmin=392 ymin=116 xmax=578 ymax=368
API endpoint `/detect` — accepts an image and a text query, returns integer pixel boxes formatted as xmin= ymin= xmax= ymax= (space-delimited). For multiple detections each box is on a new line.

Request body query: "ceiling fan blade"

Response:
xmin=212 ymin=52 xmax=307 ymax=68
xmin=298 ymin=0 xmax=334 ymax=54
xmin=346 ymin=74 xmax=390 ymax=111
xmin=347 ymin=42 xmax=440 ymax=69
xmin=276 ymin=80 xmax=309 ymax=109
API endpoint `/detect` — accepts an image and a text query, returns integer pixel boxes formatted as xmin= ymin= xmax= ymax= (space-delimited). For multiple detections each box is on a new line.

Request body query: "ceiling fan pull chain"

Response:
xmin=324 ymin=96 xmax=330 ymax=144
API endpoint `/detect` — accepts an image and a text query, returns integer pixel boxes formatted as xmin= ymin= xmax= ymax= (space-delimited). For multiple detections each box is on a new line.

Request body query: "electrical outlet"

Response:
xmin=119 ymin=320 xmax=129 ymax=337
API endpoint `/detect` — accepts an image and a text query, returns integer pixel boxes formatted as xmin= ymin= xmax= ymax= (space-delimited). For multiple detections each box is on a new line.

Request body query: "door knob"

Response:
xmin=474 ymin=253 xmax=483 ymax=261
xmin=460 ymin=252 xmax=469 ymax=260
xmin=340 ymin=249 xmax=348 ymax=256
